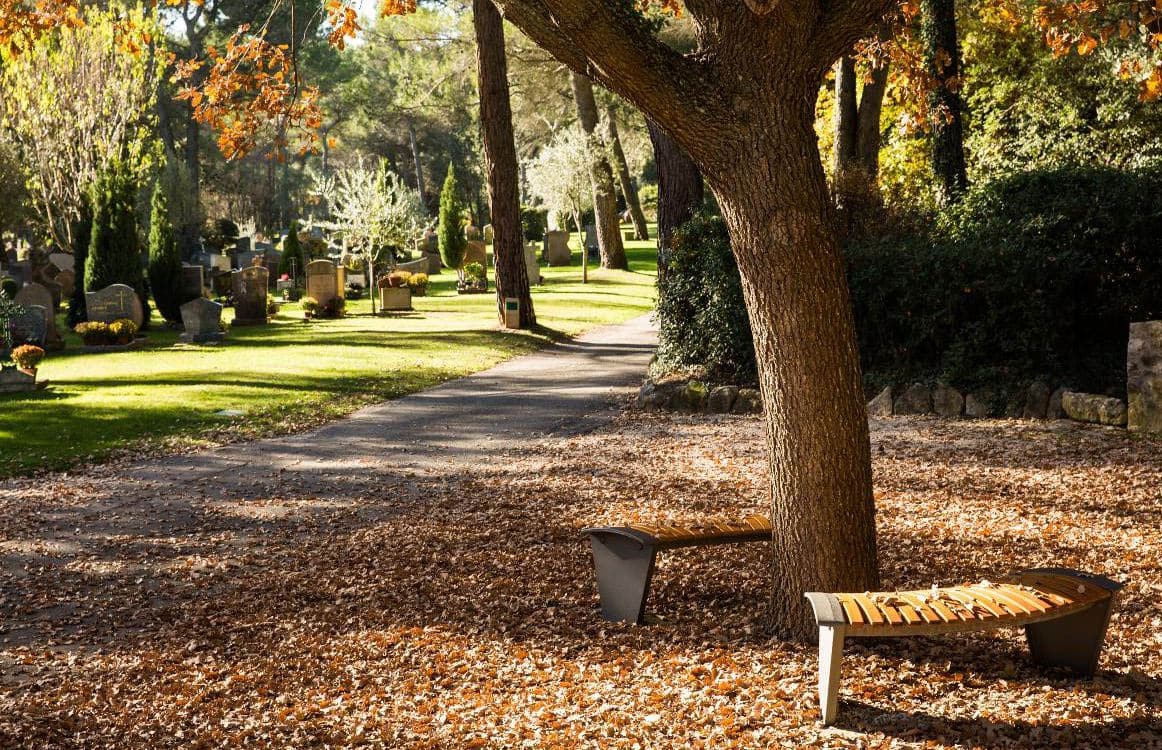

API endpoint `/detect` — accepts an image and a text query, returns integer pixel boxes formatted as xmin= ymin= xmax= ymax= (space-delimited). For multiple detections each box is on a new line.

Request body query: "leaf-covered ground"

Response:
xmin=1 ymin=411 xmax=1159 ymax=748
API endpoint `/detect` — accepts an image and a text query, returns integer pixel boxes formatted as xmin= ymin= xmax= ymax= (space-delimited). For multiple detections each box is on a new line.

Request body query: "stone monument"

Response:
xmin=1128 ymin=320 xmax=1162 ymax=433
xmin=13 ymin=283 xmax=62 ymax=350
xmin=231 ymin=266 xmax=269 ymax=325
xmin=179 ymin=298 xmax=225 ymax=344
xmin=85 ymin=284 xmax=144 ymax=328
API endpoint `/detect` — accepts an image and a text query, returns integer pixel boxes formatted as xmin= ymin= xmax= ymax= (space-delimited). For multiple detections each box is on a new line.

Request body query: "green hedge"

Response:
xmin=849 ymin=165 xmax=1162 ymax=393
xmin=656 ymin=166 xmax=1162 ymax=394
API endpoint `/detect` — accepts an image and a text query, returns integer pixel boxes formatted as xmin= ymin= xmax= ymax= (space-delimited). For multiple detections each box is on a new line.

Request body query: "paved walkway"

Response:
xmin=0 ymin=315 xmax=657 ymax=650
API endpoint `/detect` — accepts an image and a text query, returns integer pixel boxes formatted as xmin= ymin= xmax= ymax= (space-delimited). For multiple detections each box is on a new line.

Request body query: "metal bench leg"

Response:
xmin=818 ymin=624 xmax=846 ymax=725
xmin=588 ymin=533 xmax=657 ymax=624
xmin=1025 ymin=598 xmax=1115 ymax=676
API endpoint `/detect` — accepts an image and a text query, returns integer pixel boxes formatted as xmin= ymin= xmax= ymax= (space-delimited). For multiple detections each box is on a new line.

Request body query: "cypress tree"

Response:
xmin=86 ymin=162 xmax=144 ymax=290
xmin=438 ymin=164 xmax=467 ymax=272
xmin=67 ymin=200 xmax=93 ymax=327
xmin=279 ymin=222 xmax=306 ymax=282
xmin=147 ymin=182 xmax=183 ymax=324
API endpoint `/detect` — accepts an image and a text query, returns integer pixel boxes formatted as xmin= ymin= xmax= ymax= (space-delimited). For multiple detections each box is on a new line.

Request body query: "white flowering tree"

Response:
xmin=323 ymin=158 xmax=427 ymax=313
xmin=525 ymin=126 xmax=592 ymax=245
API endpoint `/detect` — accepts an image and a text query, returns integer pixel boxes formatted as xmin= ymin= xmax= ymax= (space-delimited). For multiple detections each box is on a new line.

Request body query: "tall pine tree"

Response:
xmin=438 ymin=165 xmax=467 ymax=274
xmin=147 ymin=181 xmax=183 ymax=324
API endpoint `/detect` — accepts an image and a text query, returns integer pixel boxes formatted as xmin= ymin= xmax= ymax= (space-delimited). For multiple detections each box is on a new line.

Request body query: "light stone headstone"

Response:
xmin=464 ymin=241 xmax=487 ymax=269
xmin=1128 ymin=320 xmax=1162 ymax=433
xmin=49 ymin=253 xmax=75 ymax=272
xmin=305 ymin=259 xmax=340 ymax=308
xmin=55 ymin=269 xmax=75 ymax=299
xmin=482 ymin=224 xmax=495 ymax=244
xmin=179 ymin=297 xmax=225 ymax=344
xmin=231 ymin=266 xmax=269 ymax=325
xmin=85 ymin=284 xmax=144 ymax=328
xmin=524 ymin=243 xmax=542 ymax=285
xmin=544 ymin=230 xmax=572 ymax=266
xmin=13 ymin=283 xmax=61 ymax=348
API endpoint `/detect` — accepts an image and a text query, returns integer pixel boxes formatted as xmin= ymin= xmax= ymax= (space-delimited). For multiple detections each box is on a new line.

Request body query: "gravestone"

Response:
xmin=583 ymin=224 xmax=598 ymax=253
xmin=1128 ymin=320 xmax=1162 ymax=433
xmin=306 ymin=259 xmax=341 ymax=308
xmin=49 ymin=252 xmax=74 ymax=272
xmin=235 ymin=236 xmax=252 ymax=254
xmin=181 ymin=264 xmax=205 ymax=302
xmin=236 ymin=250 xmax=259 ymax=269
xmin=524 ymin=243 xmax=542 ymax=285
xmin=544 ymin=231 xmax=572 ymax=266
xmin=482 ymin=224 xmax=495 ymax=244
xmin=8 ymin=304 xmax=47 ymax=347
xmin=179 ymin=298 xmax=225 ymax=344
xmin=55 ymin=269 xmax=75 ymax=299
xmin=85 ymin=284 xmax=144 ymax=328
xmin=13 ymin=283 xmax=62 ymax=349
xmin=464 ymin=241 xmax=488 ymax=269
xmin=232 ymin=266 xmax=269 ymax=326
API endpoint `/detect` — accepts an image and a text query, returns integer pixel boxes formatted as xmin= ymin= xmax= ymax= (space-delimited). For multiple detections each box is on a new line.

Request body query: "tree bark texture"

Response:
xmin=492 ymin=0 xmax=887 ymax=640
xmin=408 ymin=118 xmax=427 ymax=201
xmin=606 ymin=107 xmax=649 ymax=241
xmin=474 ymin=0 xmax=535 ymax=328
xmin=921 ymin=0 xmax=968 ymax=202
xmin=832 ymin=52 xmax=889 ymax=228
xmin=645 ymin=118 xmax=702 ymax=276
xmin=569 ymin=72 xmax=628 ymax=270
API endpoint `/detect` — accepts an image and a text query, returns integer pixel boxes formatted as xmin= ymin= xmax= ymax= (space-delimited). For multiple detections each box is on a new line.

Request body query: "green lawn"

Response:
xmin=1 ymin=236 xmax=658 ymax=478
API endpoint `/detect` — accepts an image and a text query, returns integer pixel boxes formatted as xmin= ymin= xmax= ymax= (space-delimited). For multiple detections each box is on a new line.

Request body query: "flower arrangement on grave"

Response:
xmin=301 ymin=296 xmax=320 ymax=319
xmin=457 ymin=262 xmax=487 ymax=293
xmin=266 ymin=299 xmax=280 ymax=317
xmin=109 ymin=318 xmax=138 ymax=344
xmin=380 ymin=271 xmax=411 ymax=289
xmin=345 ymin=281 xmax=364 ymax=300
xmin=11 ymin=344 xmax=45 ymax=372
xmin=407 ymin=272 xmax=429 ymax=296
xmin=74 ymin=321 xmax=110 ymax=346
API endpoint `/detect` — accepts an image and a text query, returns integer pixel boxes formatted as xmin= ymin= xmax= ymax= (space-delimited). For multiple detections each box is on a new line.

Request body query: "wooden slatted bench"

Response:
xmin=584 ymin=515 xmax=772 ymax=623
xmin=805 ymin=568 xmax=1123 ymax=725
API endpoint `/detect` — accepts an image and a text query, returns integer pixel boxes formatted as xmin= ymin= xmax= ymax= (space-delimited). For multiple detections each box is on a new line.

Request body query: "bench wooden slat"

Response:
xmin=967 ymin=586 xmax=1023 ymax=617
xmin=894 ymin=601 xmax=922 ymax=625
xmin=851 ymin=594 xmax=886 ymax=625
xmin=999 ymin=586 xmax=1052 ymax=614
xmin=875 ymin=600 xmax=905 ymax=625
xmin=983 ymin=586 xmax=1039 ymax=615
xmin=896 ymin=593 xmax=943 ymax=624
xmin=835 ymin=593 xmax=866 ymax=625
xmin=945 ymin=588 xmax=1005 ymax=619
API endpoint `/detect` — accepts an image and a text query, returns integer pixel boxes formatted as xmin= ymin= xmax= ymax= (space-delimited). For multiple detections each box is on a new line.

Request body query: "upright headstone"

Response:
xmin=524 ymin=243 xmax=542 ymax=285
xmin=464 ymin=241 xmax=488 ymax=269
xmin=8 ymin=304 xmax=47 ymax=347
xmin=482 ymin=224 xmax=495 ymax=244
xmin=85 ymin=284 xmax=144 ymax=328
xmin=306 ymin=259 xmax=340 ymax=308
xmin=235 ymin=236 xmax=252 ymax=254
xmin=545 ymin=230 xmax=572 ymax=266
xmin=13 ymin=283 xmax=62 ymax=349
xmin=232 ymin=266 xmax=269 ymax=326
xmin=1128 ymin=320 xmax=1162 ymax=433
xmin=55 ymin=269 xmax=75 ymax=300
xmin=49 ymin=253 xmax=75 ymax=272
xmin=583 ymin=224 xmax=598 ymax=253
xmin=179 ymin=298 xmax=225 ymax=344
xmin=181 ymin=264 xmax=205 ymax=302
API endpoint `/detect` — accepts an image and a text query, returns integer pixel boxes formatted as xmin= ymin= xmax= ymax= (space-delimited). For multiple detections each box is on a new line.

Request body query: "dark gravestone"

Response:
xmin=179 ymin=297 xmax=225 ymax=344
xmin=9 ymin=304 xmax=47 ymax=347
xmin=85 ymin=284 xmax=144 ymax=327
xmin=55 ymin=269 xmax=75 ymax=299
xmin=13 ymin=283 xmax=62 ymax=349
xmin=211 ymin=270 xmax=233 ymax=298
xmin=181 ymin=264 xmax=204 ymax=302
xmin=232 ymin=266 xmax=269 ymax=326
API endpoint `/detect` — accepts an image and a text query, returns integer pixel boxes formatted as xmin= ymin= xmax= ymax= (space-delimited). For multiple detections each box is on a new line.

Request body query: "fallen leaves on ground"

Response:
xmin=0 ymin=412 xmax=1160 ymax=748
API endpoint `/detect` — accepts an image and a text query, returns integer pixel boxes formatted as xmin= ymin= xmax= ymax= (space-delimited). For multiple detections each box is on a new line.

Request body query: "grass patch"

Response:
xmin=0 ymin=237 xmax=657 ymax=478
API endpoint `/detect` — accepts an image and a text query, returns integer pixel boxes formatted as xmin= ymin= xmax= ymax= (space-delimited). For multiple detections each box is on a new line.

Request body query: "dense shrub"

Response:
xmin=279 ymin=222 xmax=306 ymax=280
xmin=67 ymin=203 xmax=92 ymax=327
xmin=85 ymin=160 xmax=149 ymax=325
xmin=438 ymin=165 xmax=467 ymax=271
xmin=850 ymin=165 xmax=1162 ymax=393
xmin=520 ymin=205 xmax=547 ymax=241
xmin=147 ymin=183 xmax=183 ymax=324
xmin=654 ymin=212 xmax=755 ymax=383
xmin=655 ymin=166 xmax=1162 ymax=395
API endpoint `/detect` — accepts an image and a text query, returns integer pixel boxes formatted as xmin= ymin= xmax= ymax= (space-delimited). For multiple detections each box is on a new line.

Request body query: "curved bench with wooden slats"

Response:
xmin=805 ymin=568 xmax=1124 ymax=725
xmin=584 ymin=515 xmax=772 ymax=623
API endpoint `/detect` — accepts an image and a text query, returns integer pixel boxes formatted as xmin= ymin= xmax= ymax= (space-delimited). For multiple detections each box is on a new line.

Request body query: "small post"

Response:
xmin=503 ymin=297 xmax=520 ymax=329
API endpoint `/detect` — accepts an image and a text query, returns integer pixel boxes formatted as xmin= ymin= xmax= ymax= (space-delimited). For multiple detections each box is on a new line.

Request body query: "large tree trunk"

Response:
xmin=474 ymin=0 xmax=535 ymax=328
xmin=833 ymin=56 xmax=859 ymax=175
xmin=646 ymin=119 xmax=702 ymax=276
xmin=606 ymin=107 xmax=649 ymax=241
xmin=710 ymin=96 xmax=878 ymax=639
xmin=832 ymin=53 xmax=889 ymax=231
xmin=921 ymin=0 xmax=968 ymax=202
xmin=569 ymin=72 xmax=628 ymax=270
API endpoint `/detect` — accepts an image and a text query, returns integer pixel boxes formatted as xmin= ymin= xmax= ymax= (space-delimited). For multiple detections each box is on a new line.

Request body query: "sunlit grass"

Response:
xmin=1 ymin=235 xmax=657 ymax=478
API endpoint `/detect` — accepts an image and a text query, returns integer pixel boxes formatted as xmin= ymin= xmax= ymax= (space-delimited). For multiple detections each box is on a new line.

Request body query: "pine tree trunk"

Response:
xmin=856 ymin=59 xmax=889 ymax=176
xmin=569 ymin=72 xmax=627 ymax=270
xmin=606 ymin=107 xmax=649 ymax=241
xmin=408 ymin=118 xmax=427 ymax=201
xmin=710 ymin=97 xmax=878 ymax=640
xmin=473 ymin=0 xmax=535 ymax=328
xmin=833 ymin=56 xmax=859 ymax=176
xmin=645 ymin=119 xmax=702 ymax=276
xmin=921 ymin=0 xmax=968 ymax=201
